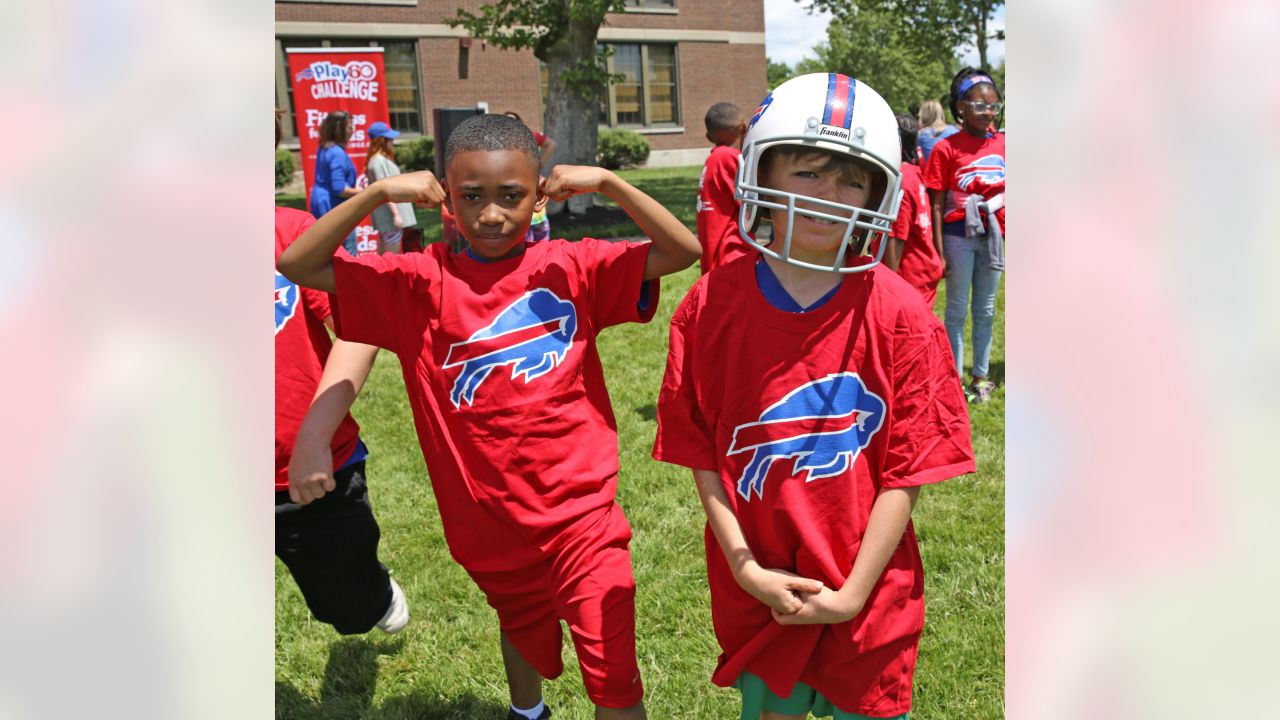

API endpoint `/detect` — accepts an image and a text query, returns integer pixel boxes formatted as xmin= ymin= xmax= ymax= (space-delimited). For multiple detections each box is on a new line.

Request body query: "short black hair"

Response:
xmin=895 ymin=113 xmax=919 ymax=164
xmin=445 ymin=113 xmax=540 ymax=174
xmin=949 ymin=67 xmax=1003 ymax=121
xmin=705 ymin=102 xmax=743 ymax=133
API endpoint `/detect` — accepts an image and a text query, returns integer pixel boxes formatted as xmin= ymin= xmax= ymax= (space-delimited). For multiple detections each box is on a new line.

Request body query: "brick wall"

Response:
xmin=605 ymin=0 xmax=763 ymax=33
xmin=417 ymin=38 xmax=543 ymax=136
xmin=276 ymin=0 xmax=767 ymax=164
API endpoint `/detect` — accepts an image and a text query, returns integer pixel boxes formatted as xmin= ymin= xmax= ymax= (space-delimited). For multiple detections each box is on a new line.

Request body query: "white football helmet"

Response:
xmin=736 ymin=73 xmax=903 ymax=273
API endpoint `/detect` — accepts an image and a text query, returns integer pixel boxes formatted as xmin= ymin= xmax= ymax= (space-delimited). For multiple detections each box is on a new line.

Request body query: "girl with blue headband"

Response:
xmin=923 ymin=67 xmax=1006 ymax=404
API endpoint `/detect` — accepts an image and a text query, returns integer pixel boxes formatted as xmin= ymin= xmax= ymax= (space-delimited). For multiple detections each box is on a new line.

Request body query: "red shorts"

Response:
xmin=466 ymin=505 xmax=644 ymax=709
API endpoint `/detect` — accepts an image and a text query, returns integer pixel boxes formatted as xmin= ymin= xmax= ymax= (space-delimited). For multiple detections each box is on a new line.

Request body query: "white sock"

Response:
xmin=511 ymin=699 xmax=545 ymax=720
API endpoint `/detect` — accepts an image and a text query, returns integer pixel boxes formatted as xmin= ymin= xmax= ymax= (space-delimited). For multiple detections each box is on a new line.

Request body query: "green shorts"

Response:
xmin=735 ymin=672 xmax=909 ymax=720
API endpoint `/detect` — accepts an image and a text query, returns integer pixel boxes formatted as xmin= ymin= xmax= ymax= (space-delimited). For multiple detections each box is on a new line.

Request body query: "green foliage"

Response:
xmin=275 ymin=149 xmax=296 ymax=190
xmin=804 ymin=0 xmax=1004 ymax=70
xmin=395 ymin=136 xmax=436 ymax=173
xmin=809 ymin=5 xmax=955 ymax=114
xmin=448 ymin=0 xmax=626 ymax=100
xmin=988 ymin=59 xmax=1004 ymax=93
xmin=767 ymin=58 xmax=795 ymax=90
xmin=596 ymin=129 xmax=650 ymax=169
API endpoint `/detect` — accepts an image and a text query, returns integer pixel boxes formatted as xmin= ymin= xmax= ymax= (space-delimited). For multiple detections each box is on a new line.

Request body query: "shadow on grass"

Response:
xmin=278 ymin=680 xmax=506 ymax=720
xmin=277 ymin=636 xmax=507 ymax=719
xmin=634 ymin=403 xmax=657 ymax=422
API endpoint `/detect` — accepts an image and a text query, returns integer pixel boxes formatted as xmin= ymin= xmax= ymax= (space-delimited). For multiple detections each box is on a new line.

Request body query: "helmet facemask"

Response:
xmin=737 ymin=134 xmax=903 ymax=274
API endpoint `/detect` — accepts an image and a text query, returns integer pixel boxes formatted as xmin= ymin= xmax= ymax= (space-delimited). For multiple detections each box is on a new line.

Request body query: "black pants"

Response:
xmin=275 ymin=461 xmax=392 ymax=635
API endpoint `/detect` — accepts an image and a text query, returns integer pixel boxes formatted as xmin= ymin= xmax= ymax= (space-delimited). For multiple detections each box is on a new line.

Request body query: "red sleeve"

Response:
xmin=652 ymin=282 xmax=718 ymax=471
xmin=533 ymin=131 xmax=548 ymax=146
xmin=921 ymin=139 xmax=951 ymax=192
xmin=300 ymin=286 xmax=331 ymax=321
xmin=890 ymin=175 xmax=916 ymax=240
xmin=579 ymin=238 xmax=660 ymax=329
xmin=330 ymin=252 xmax=429 ymax=355
xmin=880 ymin=312 xmax=976 ymax=488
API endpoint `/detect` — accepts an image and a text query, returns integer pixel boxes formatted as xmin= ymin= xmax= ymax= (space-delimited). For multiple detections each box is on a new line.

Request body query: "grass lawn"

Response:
xmin=275 ymin=166 xmax=1004 ymax=719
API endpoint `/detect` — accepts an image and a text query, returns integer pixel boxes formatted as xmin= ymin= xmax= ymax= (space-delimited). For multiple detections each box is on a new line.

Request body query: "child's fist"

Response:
xmin=379 ymin=171 xmax=446 ymax=207
xmin=544 ymin=165 xmax=612 ymax=201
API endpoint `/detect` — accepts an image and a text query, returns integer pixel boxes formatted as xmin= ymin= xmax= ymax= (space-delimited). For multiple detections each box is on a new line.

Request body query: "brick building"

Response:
xmin=275 ymin=0 xmax=767 ymax=167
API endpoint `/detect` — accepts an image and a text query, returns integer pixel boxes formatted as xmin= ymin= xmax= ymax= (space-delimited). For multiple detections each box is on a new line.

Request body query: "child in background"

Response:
xmin=276 ymin=110 xmax=406 ymax=637
xmin=696 ymin=102 xmax=752 ymax=275
xmin=914 ymin=99 xmax=958 ymax=165
xmin=885 ymin=113 xmax=944 ymax=309
xmin=654 ymin=73 xmax=975 ymax=720
xmin=923 ymin=68 xmax=1006 ymax=403
xmin=279 ymin=114 xmax=700 ymax=720
xmin=365 ymin=121 xmax=416 ymax=255
xmin=504 ymin=111 xmax=555 ymax=242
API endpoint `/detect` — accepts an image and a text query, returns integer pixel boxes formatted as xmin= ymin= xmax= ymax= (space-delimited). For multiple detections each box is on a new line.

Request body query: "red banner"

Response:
xmin=286 ymin=48 xmax=388 ymax=256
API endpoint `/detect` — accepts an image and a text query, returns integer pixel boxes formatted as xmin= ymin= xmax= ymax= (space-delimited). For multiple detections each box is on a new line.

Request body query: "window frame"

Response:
xmin=622 ymin=0 xmax=677 ymax=10
xmin=599 ymin=42 xmax=680 ymax=130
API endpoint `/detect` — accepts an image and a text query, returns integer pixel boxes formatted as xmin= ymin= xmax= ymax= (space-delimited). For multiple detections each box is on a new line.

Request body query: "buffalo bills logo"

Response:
xmin=748 ymin=93 xmax=773 ymax=130
xmin=727 ymin=373 xmax=885 ymax=501
xmin=443 ymin=289 xmax=577 ymax=408
xmin=956 ymin=154 xmax=1005 ymax=191
xmin=275 ymin=271 xmax=299 ymax=335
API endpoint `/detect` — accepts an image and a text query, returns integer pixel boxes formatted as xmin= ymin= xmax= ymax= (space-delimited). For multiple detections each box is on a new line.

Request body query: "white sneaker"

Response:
xmin=375 ymin=577 xmax=409 ymax=634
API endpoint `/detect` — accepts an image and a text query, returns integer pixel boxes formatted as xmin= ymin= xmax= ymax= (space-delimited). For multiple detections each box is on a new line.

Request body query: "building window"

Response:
xmin=624 ymin=0 xmax=676 ymax=8
xmin=603 ymin=44 xmax=679 ymax=128
xmin=275 ymin=38 xmax=423 ymax=143
xmin=381 ymin=41 xmax=423 ymax=133
xmin=537 ymin=44 xmax=679 ymax=129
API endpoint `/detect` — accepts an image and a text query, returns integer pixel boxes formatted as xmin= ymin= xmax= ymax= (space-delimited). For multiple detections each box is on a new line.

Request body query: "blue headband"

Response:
xmin=957 ymin=74 xmax=995 ymax=98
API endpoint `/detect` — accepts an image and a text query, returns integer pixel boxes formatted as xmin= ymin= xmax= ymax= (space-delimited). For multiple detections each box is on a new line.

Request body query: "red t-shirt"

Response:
xmin=889 ymin=163 xmax=943 ymax=302
xmin=275 ymin=207 xmax=361 ymax=491
xmin=697 ymin=145 xmax=753 ymax=275
xmin=331 ymin=238 xmax=658 ymax=571
xmin=922 ymin=130 xmax=1006 ymax=232
xmin=652 ymin=258 xmax=975 ymax=716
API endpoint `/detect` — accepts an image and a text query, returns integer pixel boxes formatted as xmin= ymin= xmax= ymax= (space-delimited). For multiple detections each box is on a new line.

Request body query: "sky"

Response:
xmin=763 ymin=0 xmax=1007 ymax=68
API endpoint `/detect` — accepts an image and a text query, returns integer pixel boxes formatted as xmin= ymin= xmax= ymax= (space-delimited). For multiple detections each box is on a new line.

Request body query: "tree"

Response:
xmin=799 ymin=0 xmax=1004 ymax=71
xmin=767 ymin=58 xmax=795 ymax=90
xmin=449 ymin=1 xmax=626 ymax=214
xmin=801 ymin=5 xmax=955 ymax=114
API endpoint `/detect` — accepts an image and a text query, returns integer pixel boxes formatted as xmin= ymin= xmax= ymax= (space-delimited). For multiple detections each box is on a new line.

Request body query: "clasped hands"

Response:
xmin=734 ymin=561 xmax=864 ymax=626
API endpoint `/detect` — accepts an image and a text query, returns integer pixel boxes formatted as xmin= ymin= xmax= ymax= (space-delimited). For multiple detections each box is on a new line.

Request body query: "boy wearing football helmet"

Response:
xmin=654 ymin=74 xmax=976 ymax=719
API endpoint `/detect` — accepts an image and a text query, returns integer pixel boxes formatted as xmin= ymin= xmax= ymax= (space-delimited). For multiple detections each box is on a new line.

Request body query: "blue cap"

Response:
xmin=367 ymin=121 xmax=400 ymax=139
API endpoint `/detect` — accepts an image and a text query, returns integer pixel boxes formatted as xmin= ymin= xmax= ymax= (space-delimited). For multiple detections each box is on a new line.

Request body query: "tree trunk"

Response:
xmin=975 ymin=2 xmax=989 ymax=70
xmin=540 ymin=15 xmax=602 ymax=215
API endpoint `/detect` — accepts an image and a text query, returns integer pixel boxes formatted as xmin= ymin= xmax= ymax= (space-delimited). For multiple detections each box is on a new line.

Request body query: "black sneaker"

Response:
xmin=506 ymin=706 xmax=551 ymax=720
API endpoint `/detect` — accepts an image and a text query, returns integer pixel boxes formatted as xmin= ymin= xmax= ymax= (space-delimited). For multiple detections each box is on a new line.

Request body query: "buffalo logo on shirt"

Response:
xmin=443 ymin=289 xmax=578 ymax=408
xmin=727 ymin=373 xmax=886 ymax=501
xmin=955 ymin=154 xmax=1005 ymax=192
xmin=275 ymin=271 xmax=299 ymax=335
